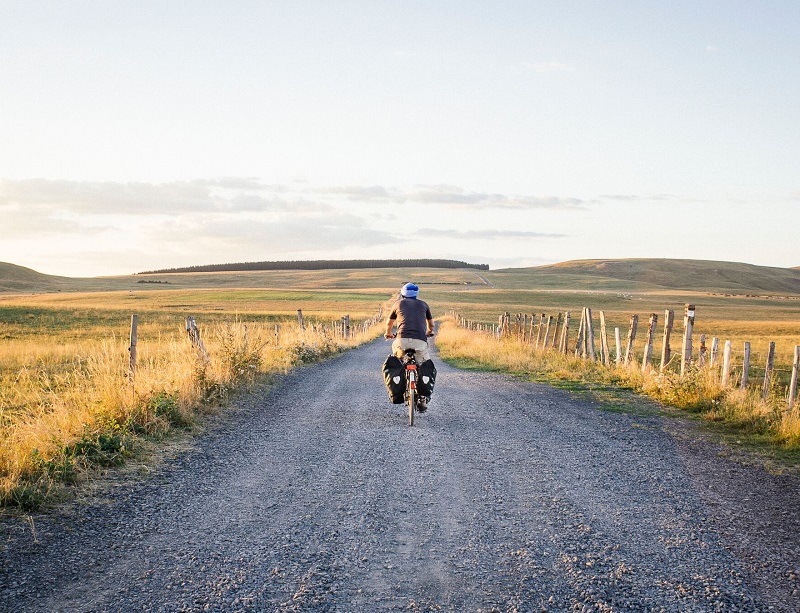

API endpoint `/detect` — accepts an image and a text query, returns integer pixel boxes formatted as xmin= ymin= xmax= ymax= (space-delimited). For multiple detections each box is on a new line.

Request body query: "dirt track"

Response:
xmin=2 ymin=339 xmax=799 ymax=611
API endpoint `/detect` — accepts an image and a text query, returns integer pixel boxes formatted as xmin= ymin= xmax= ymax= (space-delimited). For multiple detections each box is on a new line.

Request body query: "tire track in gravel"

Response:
xmin=0 ymin=338 xmax=787 ymax=611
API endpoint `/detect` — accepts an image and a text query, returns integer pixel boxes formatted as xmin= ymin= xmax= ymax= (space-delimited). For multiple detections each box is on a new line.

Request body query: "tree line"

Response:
xmin=138 ymin=259 xmax=490 ymax=274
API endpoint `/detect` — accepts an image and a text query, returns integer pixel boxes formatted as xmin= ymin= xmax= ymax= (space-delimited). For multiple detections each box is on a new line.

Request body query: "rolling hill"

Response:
xmin=491 ymin=259 xmax=800 ymax=294
xmin=2 ymin=258 xmax=800 ymax=296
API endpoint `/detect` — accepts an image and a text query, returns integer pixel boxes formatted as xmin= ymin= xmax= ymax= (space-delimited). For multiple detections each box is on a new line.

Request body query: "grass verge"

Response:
xmin=0 ymin=319 xmax=382 ymax=511
xmin=436 ymin=319 xmax=800 ymax=465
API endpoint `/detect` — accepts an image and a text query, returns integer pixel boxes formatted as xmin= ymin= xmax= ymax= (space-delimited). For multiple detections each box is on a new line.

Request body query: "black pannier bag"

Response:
xmin=382 ymin=355 xmax=406 ymax=404
xmin=416 ymin=359 xmax=437 ymax=398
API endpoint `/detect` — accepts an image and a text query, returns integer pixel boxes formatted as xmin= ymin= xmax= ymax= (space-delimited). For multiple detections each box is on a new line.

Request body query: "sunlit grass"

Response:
xmin=436 ymin=319 xmax=800 ymax=455
xmin=0 ymin=297 xmax=386 ymax=510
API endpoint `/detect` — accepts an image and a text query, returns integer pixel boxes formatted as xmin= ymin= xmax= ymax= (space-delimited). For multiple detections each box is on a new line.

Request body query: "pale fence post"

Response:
xmin=741 ymin=342 xmax=751 ymax=390
xmin=762 ymin=341 xmax=776 ymax=400
xmin=275 ymin=323 xmax=280 ymax=346
xmin=586 ymin=308 xmax=596 ymax=361
xmin=574 ymin=310 xmax=586 ymax=357
xmin=641 ymin=313 xmax=658 ymax=373
xmin=599 ymin=311 xmax=610 ymax=367
xmin=660 ymin=309 xmax=674 ymax=372
xmin=681 ymin=304 xmax=695 ymax=377
xmin=709 ymin=337 xmax=720 ymax=369
xmin=528 ymin=314 xmax=536 ymax=344
xmin=297 ymin=309 xmax=305 ymax=330
xmin=789 ymin=345 xmax=800 ymax=411
xmin=614 ymin=327 xmax=622 ymax=366
xmin=550 ymin=313 xmax=562 ymax=348
xmin=721 ymin=340 xmax=733 ymax=387
xmin=543 ymin=316 xmax=553 ymax=349
xmin=186 ymin=316 xmax=209 ymax=361
xmin=560 ymin=311 xmax=571 ymax=353
xmin=535 ymin=313 xmax=546 ymax=348
xmin=128 ymin=314 xmax=138 ymax=378
xmin=624 ymin=314 xmax=638 ymax=366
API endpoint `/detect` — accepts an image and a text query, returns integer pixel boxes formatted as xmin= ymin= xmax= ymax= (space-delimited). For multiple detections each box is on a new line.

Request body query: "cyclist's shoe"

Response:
xmin=416 ymin=396 xmax=429 ymax=413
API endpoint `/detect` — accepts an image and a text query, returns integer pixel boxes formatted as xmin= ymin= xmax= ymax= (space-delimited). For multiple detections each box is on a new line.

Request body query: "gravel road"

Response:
xmin=2 ymin=338 xmax=799 ymax=611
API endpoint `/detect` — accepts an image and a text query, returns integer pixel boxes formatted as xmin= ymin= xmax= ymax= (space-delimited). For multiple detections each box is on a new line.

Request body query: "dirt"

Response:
xmin=1 ymin=338 xmax=798 ymax=611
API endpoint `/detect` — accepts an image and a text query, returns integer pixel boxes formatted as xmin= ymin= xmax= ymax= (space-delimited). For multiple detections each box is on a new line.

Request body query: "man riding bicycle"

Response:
xmin=384 ymin=283 xmax=435 ymax=410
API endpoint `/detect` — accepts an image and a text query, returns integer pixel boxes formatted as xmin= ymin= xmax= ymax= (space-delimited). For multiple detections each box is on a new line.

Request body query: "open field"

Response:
xmin=2 ymin=258 xmax=800 ymax=508
xmin=0 ymin=284 xmax=389 ymax=510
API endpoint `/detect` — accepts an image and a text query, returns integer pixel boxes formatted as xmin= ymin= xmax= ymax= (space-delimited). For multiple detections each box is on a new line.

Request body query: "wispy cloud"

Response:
xmin=143 ymin=213 xmax=401 ymax=253
xmin=0 ymin=178 xmax=327 ymax=219
xmin=305 ymin=183 xmax=585 ymax=210
xmin=419 ymin=229 xmax=566 ymax=240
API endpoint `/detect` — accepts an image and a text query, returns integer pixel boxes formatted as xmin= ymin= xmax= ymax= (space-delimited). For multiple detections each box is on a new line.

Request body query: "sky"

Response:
xmin=1 ymin=1 xmax=799 ymax=277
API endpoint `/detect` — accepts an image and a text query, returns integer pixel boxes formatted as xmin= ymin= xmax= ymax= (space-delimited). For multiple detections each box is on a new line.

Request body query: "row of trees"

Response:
xmin=139 ymin=259 xmax=489 ymax=274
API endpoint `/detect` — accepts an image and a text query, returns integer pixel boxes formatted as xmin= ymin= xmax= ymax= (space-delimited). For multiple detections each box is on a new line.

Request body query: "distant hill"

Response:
xmin=0 ymin=262 xmax=74 ymax=293
xmin=139 ymin=259 xmax=489 ymax=274
xmin=493 ymin=259 xmax=800 ymax=294
xmin=3 ymin=258 xmax=800 ymax=296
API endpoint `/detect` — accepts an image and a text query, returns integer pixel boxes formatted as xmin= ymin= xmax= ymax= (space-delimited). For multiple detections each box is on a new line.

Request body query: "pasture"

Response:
xmin=2 ymin=259 xmax=800 ymax=508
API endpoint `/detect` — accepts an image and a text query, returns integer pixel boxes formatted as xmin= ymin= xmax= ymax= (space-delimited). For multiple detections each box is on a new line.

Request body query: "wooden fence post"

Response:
xmin=543 ymin=316 xmax=553 ymax=350
xmin=741 ymin=342 xmax=751 ymax=390
xmin=614 ymin=327 xmax=621 ymax=366
xmin=681 ymin=304 xmax=695 ymax=377
xmin=560 ymin=311 xmax=571 ymax=353
xmin=535 ymin=313 xmax=546 ymax=348
xmin=721 ymin=340 xmax=732 ymax=387
xmin=599 ymin=311 xmax=610 ymax=367
xmin=624 ymin=314 xmax=638 ymax=366
xmin=275 ymin=323 xmax=280 ymax=346
xmin=128 ymin=314 xmax=138 ymax=378
xmin=709 ymin=337 xmax=720 ymax=369
xmin=297 ymin=309 xmax=305 ymax=330
xmin=762 ymin=341 xmax=776 ymax=400
xmin=660 ymin=309 xmax=674 ymax=372
xmin=586 ymin=308 xmax=596 ymax=361
xmin=186 ymin=316 xmax=209 ymax=361
xmin=789 ymin=345 xmax=800 ymax=412
xmin=550 ymin=313 xmax=562 ymax=348
xmin=698 ymin=335 xmax=707 ymax=367
xmin=574 ymin=310 xmax=586 ymax=357
xmin=641 ymin=313 xmax=658 ymax=373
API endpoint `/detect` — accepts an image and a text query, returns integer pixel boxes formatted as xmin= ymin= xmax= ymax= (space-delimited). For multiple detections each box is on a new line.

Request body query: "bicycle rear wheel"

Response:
xmin=407 ymin=388 xmax=415 ymax=426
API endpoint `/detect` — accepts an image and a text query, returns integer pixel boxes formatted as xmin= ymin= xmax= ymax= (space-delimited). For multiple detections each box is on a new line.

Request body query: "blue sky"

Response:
xmin=1 ymin=1 xmax=798 ymax=276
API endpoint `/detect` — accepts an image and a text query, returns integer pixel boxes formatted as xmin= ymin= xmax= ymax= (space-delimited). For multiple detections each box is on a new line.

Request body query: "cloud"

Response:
xmin=706 ymin=45 xmax=719 ymax=53
xmin=419 ymin=229 xmax=566 ymax=240
xmin=406 ymin=185 xmax=585 ymax=209
xmin=310 ymin=185 xmax=394 ymax=200
xmin=0 ymin=178 xmax=329 ymax=222
xmin=142 ymin=213 xmax=402 ymax=253
xmin=599 ymin=193 xmax=682 ymax=202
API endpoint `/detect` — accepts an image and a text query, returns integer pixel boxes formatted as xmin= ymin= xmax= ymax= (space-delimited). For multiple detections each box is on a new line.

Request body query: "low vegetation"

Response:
xmin=436 ymin=320 xmax=800 ymax=455
xmin=0 ymin=302 xmax=384 ymax=511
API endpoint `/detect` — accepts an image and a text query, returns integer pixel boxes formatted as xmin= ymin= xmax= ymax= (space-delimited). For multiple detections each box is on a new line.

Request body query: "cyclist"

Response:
xmin=384 ymin=282 xmax=435 ymax=410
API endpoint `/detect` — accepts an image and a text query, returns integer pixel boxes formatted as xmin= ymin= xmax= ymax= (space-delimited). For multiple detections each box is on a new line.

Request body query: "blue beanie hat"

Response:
xmin=401 ymin=283 xmax=419 ymax=298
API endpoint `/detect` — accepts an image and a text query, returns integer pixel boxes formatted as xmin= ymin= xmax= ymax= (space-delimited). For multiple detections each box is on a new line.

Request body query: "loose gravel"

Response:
xmin=2 ymin=338 xmax=798 ymax=611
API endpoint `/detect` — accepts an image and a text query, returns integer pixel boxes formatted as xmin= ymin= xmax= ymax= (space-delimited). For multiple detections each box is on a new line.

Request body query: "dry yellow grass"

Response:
xmin=436 ymin=319 xmax=800 ymax=451
xmin=0 ymin=308 xmax=384 ymax=509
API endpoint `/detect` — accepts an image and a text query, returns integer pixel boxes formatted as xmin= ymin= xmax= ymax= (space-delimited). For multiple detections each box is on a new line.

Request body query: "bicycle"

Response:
xmin=400 ymin=348 xmax=419 ymax=426
xmin=385 ymin=332 xmax=434 ymax=427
